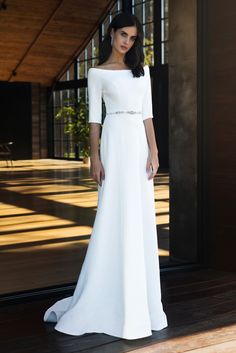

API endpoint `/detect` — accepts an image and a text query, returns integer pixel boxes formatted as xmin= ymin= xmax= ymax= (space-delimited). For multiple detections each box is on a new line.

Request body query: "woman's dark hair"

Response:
xmin=98 ymin=12 xmax=145 ymax=77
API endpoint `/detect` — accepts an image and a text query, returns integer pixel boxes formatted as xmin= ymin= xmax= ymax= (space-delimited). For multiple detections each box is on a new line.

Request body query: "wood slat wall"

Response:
xmin=31 ymin=83 xmax=48 ymax=158
xmin=168 ymin=0 xmax=198 ymax=263
xmin=202 ymin=0 xmax=236 ymax=271
xmin=0 ymin=0 xmax=115 ymax=85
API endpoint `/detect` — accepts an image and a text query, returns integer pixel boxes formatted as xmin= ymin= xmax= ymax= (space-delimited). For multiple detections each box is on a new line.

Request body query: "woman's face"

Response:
xmin=111 ymin=26 xmax=137 ymax=54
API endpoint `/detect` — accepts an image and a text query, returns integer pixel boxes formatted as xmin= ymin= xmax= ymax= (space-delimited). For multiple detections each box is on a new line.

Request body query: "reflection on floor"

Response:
xmin=0 ymin=159 xmax=169 ymax=295
xmin=1 ymin=268 xmax=236 ymax=353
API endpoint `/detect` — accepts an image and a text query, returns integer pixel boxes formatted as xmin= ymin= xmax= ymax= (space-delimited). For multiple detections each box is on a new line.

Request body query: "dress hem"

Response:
xmin=53 ymin=321 xmax=168 ymax=340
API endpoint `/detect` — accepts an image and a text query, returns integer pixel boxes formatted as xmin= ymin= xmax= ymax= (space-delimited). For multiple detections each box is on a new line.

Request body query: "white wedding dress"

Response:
xmin=43 ymin=64 xmax=168 ymax=340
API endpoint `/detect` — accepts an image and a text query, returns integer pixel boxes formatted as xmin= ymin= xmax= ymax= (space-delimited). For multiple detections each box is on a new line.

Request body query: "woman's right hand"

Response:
xmin=90 ymin=156 xmax=105 ymax=186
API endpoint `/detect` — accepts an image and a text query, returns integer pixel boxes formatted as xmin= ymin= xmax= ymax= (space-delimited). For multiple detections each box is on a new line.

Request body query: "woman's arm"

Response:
xmin=89 ymin=122 xmax=101 ymax=159
xmin=143 ymin=117 xmax=159 ymax=179
xmin=89 ymin=122 xmax=105 ymax=186
xmin=141 ymin=66 xmax=159 ymax=179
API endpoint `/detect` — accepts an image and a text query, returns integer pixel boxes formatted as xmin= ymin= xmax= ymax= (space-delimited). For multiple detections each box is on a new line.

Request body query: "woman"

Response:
xmin=44 ymin=11 xmax=168 ymax=340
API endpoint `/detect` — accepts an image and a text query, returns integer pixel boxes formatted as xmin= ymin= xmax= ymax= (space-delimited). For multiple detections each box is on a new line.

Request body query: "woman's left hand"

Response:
xmin=146 ymin=150 xmax=159 ymax=180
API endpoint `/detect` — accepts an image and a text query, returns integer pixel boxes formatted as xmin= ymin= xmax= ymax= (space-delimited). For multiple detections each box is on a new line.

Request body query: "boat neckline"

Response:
xmin=90 ymin=65 xmax=147 ymax=72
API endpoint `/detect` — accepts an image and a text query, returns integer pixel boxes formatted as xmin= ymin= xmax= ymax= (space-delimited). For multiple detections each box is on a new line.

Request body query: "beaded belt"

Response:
xmin=106 ymin=110 xmax=142 ymax=115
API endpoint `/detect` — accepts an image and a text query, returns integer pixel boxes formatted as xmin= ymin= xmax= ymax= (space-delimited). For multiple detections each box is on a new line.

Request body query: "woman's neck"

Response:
xmin=108 ymin=50 xmax=125 ymax=65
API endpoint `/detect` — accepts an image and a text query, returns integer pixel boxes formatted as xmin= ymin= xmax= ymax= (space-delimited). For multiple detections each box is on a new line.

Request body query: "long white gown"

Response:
xmin=43 ymin=64 xmax=168 ymax=340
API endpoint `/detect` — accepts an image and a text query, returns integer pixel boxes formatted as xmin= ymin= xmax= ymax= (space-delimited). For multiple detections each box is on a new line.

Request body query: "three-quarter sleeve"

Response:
xmin=87 ymin=69 xmax=102 ymax=124
xmin=142 ymin=65 xmax=154 ymax=121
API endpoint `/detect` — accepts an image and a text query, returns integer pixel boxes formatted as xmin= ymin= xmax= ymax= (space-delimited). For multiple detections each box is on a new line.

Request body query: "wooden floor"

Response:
xmin=0 ymin=268 xmax=236 ymax=353
xmin=0 ymin=159 xmax=170 ymax=295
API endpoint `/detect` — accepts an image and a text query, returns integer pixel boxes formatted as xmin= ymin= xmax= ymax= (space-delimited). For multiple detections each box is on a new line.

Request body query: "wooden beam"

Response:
xmin=8 ymin=0 xmax=64 ymax=82
xmin=53 ymin=0 xmax=117 ymax=84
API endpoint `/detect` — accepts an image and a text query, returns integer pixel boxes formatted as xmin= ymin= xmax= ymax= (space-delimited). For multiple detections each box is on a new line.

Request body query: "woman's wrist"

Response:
xmin=90 ymin=152 xmax=100 ymax=161
xmin=149 ymin=147 xmax=158 ymax=156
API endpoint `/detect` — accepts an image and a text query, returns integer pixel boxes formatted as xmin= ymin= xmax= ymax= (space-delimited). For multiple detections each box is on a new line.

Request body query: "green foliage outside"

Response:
xmin=144 ymin=39 xmax=154 ymax=66
xmin=55 ymin=97 xmax=89 ymax=159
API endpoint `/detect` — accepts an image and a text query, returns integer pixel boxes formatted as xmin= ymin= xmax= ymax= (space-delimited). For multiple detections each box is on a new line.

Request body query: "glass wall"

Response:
xmin=53 ymin=89 xmax=77 ymax=159
xmin=52 ymin=0 xmax=167 ymax=159
xmin=161 ymin=0 xmax=169 ymax=64
xmin=132 ymin=0 xmax=154 ymax=66
xmin=53 ymin=0 xmax=123 ymax=159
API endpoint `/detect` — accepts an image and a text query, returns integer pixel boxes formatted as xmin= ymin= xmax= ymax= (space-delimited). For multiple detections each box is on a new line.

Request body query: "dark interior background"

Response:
xmin=0 ymin=82 xmax=32 ymax=159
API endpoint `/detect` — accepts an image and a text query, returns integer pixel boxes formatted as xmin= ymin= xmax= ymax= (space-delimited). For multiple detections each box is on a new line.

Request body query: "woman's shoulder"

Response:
xmin=88 ymin=64 xmax=114 ymax=75
xmin=87 ymin=66 xmax=103 ymax=83
xmin=88 ymin=65 xmax=100 ymax=72
xmin=88 ymin=65 xmax=105 ymax=75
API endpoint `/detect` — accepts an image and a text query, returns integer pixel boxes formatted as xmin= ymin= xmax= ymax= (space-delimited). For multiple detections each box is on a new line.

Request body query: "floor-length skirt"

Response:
xmin=43 ymin=113 xmax=168 ymax=339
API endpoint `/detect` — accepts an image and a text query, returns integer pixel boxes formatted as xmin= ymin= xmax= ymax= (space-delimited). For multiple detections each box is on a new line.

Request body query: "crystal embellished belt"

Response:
xmin=106 ymin=110 xmax=142 ymax=115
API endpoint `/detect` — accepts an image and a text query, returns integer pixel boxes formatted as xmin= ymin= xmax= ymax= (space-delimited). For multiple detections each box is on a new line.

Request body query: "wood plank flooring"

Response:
xmin=0 ymin=159 xmax=170 ymax=295
xmin=0 ymin=268 xmax=236 ymax=353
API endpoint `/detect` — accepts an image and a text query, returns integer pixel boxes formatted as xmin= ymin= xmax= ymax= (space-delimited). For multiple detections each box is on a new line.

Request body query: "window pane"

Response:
xmin=53 ymin=91 xmax=60 ymax=106
xmin=86 ymin=40 xmax=92 ymax=60
xmin=86 ymin=59 xmax=93 ymax=73
xmin=53 ymin=0 xmax=124 ymax=160
xmin=77 ymin=60 xmax=85 ymax=80
xmin=164 ymin=0 xmax=168 ymax=17
xmin=144 ymin=45 xmax=154 ymax=66
xmin=162 ymin=42 xmax=168 ymax=64
xmin=145 ymin=0 xmax=153 ymax=23
xmin=68 ymin=64 xmax=74 ymax=80
xmin=132 ymin=0 xmax=145 ymax=5
xmin=93 ymin=31 xmax=99 ymax=60
xmin=54 ymin=141 xmax=62 ymax=158
xmin=102 ymin=16 xmax=110 ymax=38
xmin=133 ymin=3 xmax=143 ymax=21
xmin=161 ymin=19 xmax=168 ymax=42
xmin=143 ymin=22 xmax=154 ymax=45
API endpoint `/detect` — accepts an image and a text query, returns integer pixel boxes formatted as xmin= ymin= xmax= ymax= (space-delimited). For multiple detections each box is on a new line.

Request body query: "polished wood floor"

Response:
xmin=0 ymin=268 xmax=236 ymax=353
xmin=0 ymin=159 xmax=170 ymax=295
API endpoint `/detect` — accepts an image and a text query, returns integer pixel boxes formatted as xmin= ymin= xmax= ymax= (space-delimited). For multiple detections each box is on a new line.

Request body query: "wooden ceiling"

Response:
xmin=0 ymin=0 xmax=115 ymax=86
